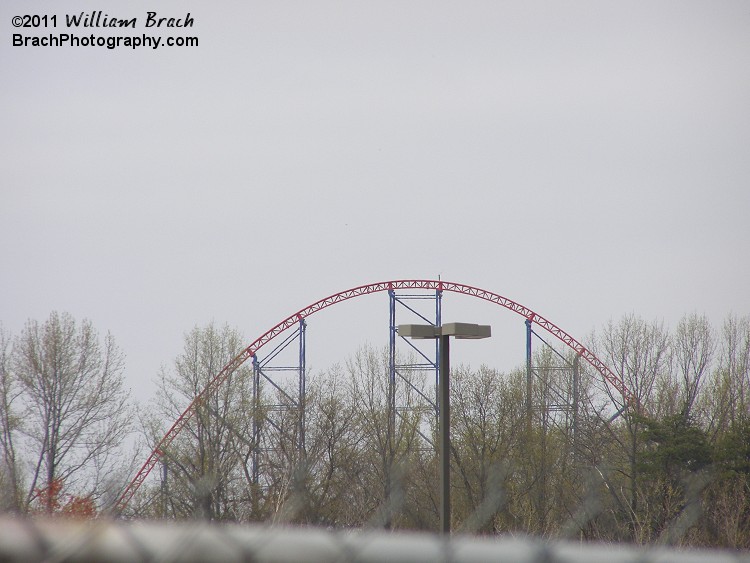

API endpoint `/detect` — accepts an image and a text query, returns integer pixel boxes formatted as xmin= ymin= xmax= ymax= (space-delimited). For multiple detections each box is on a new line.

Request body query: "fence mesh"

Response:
xmin=2 ymin=463 xmax=749 ymax=563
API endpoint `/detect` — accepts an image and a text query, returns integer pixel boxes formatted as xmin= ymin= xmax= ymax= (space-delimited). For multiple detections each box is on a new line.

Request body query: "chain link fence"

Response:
xmin=1 ymin=516 xmax=749 ymax=563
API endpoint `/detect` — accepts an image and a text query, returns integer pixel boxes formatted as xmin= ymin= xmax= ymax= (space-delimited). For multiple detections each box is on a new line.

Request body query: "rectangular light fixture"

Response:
xmin=398 ymin=323 xmax=491 ymax=340
xmin=442 ymin=322 xmax=491 ymax=339
xmin=397 ymin=324 xmax=440 ymax=339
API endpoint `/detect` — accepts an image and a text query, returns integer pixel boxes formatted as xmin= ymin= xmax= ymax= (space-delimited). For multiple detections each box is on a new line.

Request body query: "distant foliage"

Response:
xmin=7 ymin=312 xmax=746 ymax=548
xmin=33 ymin=478 xmax=97 ymax=519
xmin=127 ymin=313 xmax=750 ymax=548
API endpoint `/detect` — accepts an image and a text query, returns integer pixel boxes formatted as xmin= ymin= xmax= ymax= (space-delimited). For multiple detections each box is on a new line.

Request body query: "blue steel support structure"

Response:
xmin=251 ymin=318 xmax=307 ymax=485
xmin=385 ymin=288 xmax=441 ymax=527
xmin=526 ymin=318 xmax=533 ymax=433
xmin=298 ymin=318 xmax=306 ymax=454
xmin=252 ymin=355 xmax=261 ymax=485
xmin=388 ymin=288 xmax=442 ymax=442
xmin=525 ymin=317 xmax=581 ymax=456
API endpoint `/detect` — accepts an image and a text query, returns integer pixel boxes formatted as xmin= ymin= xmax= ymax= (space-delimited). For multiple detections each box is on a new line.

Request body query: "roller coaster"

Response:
xmin=116 ymin=279 xmax=633 ymax=513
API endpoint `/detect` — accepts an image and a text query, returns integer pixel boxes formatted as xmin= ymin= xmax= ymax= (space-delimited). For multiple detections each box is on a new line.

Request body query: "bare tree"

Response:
xmin=598 ymin=315 xmax=671 ymax=415
xmin=0 ymin=325 xmax=22 ymax=512
xmin=298 ymin=366 xmax=364 ymax=527
xmin=342 ymin=345 xmax=424 ymax=528
xmin=673 ymin=314 xmax=715 ymax=422
xmin=593 ymin=315 xmax=671 ymax=540
xmin=450 ymin=365 xmax=523 ymax=533
xmin=11 ymin=312 xmax=131 ymax=513
xmin=145 ymin=323 xmax=255 ymax=520
xmin=720 ymin=315 xmax=750 ymax=430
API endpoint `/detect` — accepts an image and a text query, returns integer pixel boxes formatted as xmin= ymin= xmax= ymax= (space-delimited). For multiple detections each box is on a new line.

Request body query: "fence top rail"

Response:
xmin=0 ymin=517 xmax=746 ymax=563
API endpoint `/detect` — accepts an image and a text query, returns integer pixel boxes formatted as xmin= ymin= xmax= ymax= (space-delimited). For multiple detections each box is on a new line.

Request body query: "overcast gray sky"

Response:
xmin=2 ymin=1 xmax=749 ymax=403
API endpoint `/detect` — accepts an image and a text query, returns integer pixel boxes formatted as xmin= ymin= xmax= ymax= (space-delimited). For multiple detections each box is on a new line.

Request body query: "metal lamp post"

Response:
xmin=398 ymin=322 xmax=491 ymax=534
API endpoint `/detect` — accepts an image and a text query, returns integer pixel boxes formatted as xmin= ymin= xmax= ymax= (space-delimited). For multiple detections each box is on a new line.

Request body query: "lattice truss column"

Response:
xmin=388 ymin=288 xmax=442 ymax=450
xmin=250 ymin=318 xmax=307 ymax=488
xmin=525 ymin=318 xmax=583 ymax=459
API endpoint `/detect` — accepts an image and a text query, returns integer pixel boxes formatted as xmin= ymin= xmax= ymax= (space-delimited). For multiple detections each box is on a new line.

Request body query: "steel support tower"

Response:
xmin=251 ymin=318 xmax=307 ymax=486
xmin=525 ymin=318 xmax=581 ymax=455
xmin=388 ymin=288 xmax=442 ymax=448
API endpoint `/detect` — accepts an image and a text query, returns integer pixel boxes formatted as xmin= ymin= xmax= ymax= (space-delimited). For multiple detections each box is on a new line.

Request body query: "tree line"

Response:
xmin=2 ymin=311 xmax=750 ymax=548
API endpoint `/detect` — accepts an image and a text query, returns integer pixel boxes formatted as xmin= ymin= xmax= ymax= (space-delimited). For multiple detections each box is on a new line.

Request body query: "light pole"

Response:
xmin=398 ymin=322 xmax=491 ymax=534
